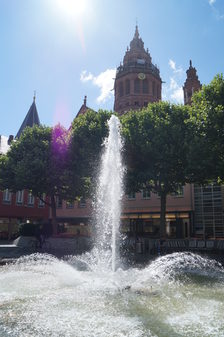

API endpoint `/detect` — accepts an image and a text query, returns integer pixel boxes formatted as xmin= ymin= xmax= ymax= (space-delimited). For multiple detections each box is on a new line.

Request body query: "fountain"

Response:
xmin=94 ymin=115 xmax=124 ymax=272
xmin=1 ymin=115 xmax=224 ymax=336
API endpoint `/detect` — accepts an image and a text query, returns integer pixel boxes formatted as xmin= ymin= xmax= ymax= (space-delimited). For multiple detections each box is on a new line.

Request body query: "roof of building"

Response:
xmin=76 ymin=95 xmax=91 ymax=118
xmin=183 ymin=60 xmax=202 ymax=87
xmin=16 ymin=95 xmax=40 ymax=138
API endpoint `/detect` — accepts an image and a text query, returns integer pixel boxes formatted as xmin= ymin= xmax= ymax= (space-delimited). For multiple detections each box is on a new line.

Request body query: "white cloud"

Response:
xmin=168 ymin=59 xmax=176 ymax=71
xmin=164 ymin=77 xmax=183 ymax=104
xmin=168 ymin=59 xmax=184 ymax=75
xmin=80 ymin=68 xmax=116 ymax=103
xmin=209 ymin=0 xmax=216 ymax=6
xmin=162 ymin=59 xmax=185 ymax=104
xmin=80 ymin=71 xmax=94 ymax=82
xmin=208 ymin=0 xmax=224 ymax=19
xmin=171 ymin=86 xmax=184 ymax=103
xmin=170 ymin=77 xmax=178 ymax=90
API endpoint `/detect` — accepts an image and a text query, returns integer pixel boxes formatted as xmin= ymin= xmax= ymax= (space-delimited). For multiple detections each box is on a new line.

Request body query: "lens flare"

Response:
xmin=56 ymin=0 xmax=87 ymax=19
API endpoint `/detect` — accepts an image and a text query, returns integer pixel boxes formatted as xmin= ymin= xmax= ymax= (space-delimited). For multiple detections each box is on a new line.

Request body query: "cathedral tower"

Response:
xmin=114 ymin=26 xmax=162 ymax=114
xmin=183 ymin=60 xmax=202 ymax=105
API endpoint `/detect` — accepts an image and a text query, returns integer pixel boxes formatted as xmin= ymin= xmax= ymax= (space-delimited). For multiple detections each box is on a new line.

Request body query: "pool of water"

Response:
xmin=0 ymin=251 xmax=224 ymax=337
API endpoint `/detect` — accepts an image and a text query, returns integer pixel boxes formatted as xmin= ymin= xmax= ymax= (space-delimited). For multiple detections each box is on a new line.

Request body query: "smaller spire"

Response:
xmin=189 ymin=60 xmax=192 ymax=68
xmin=84 ymin=95 xmax=87 ymax=106
xmin=134 ymin=25 xmax=139 ymax=39
xmin=33 ymin=90 xmax=36 ymax=102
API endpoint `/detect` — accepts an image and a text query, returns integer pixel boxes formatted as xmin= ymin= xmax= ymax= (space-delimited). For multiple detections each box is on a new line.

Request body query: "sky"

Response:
xmin=0 ymin=0 xmax=224 ymax=137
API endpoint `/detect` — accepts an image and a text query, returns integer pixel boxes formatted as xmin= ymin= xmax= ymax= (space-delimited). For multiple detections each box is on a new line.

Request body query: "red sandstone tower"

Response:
xmin=114 ymin=26 xmax=162 ymax=114
xmin=183 ymin=60 xmax=202 ymax=105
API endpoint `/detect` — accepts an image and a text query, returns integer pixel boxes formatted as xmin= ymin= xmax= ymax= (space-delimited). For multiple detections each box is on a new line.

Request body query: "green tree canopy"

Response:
xmin=0 ymin=124 xmax=74 ymax=233
xmin=189 ymin=73 xmax=224 ymax=183
xmin=121 ymin=101 xmax=191 ymax=237
xmin=70 ymin=109 xmax=112 ymax=195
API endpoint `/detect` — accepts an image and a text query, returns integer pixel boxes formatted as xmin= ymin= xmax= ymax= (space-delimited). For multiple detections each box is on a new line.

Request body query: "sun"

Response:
xmin=56 ymin=0 xmax=87 ymax=19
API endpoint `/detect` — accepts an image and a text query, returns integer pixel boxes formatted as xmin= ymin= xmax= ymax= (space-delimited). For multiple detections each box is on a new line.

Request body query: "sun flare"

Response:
xmin=56 ymin=0 xmax=87 ymax=19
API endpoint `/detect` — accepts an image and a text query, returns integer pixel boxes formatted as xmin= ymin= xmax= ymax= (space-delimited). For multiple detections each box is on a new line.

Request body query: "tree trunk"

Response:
xmin=51 ymin=195 xmax=58 ymax=236
xmin=160 ymin=192 xmax=167 ymax=238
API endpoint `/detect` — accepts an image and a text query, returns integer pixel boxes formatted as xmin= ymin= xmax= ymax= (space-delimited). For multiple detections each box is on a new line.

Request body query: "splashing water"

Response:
xmin=93 ymin=115 xmax=124 ymax=272
xmin=1 ymin=252 xmax=224 ymax=336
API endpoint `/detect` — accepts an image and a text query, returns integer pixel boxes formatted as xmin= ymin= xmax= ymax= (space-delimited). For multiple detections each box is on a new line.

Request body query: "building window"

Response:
xmin=144 ymin=101 xmax=148 ymax=107
xmin=119 ymin=82 xmax=124 ymax=97
xmin=66 ymin=201 xmax=74 ymax=209
xmin=16 ymin=190 xmax=24 ymax=205
xmin=142 ymin=79 xmax=149 ymax=94
xmin=125 ymin=79 xmax=130 ymax=95
xmin=2 ymin=189 xmax=12 ymax=204
xmin=38 ymin=194 xmax=45 ymax=208
xmin=56 ymin=196 xmax=63 ymax=208
xmin=128 ymin=192 xmax=136 ymax=200
xmin=134 ymin=79 xmax=140 ymax=93
xmin=79 ymin=197 xmax=86 ymax=208
xmin=171 ymin=186 xmax=184 ymax=197
xmin=142 ymin=189 xmax=151 ymax=199
xmin=134 ymin=101 xmax=139 ymax=107
xmin=28 ymin=192 xmax=34 ymax=207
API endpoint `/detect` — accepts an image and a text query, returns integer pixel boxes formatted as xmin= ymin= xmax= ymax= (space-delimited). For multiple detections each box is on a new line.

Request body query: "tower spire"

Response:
xmin=114 ymin=26 xmax=162 ymax=115
xmin=16 ymin=95 xmax=40 ymax=138
xmin=134 ymin=24 xmax=139 ymax=39
xmin=33 ymin=90 xmax=36 ymax=102
xmin=183 ymin=60 xmax=202 ymax=105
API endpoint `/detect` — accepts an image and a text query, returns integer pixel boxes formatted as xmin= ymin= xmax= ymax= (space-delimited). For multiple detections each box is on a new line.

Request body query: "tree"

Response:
xmin=70 ymin=109 xmax=112 ymax=195
xmin=121 ymin=101 xmax=191 ymax=237
xmin=190 ymin=74 xmax=224 ymax=183
xmin=0 ymin=124 xmax=75 ymax=234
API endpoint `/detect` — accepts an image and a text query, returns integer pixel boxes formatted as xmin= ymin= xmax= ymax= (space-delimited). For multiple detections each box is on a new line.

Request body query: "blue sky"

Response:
xmin=1 ymin=0 xmax=224 ymax=136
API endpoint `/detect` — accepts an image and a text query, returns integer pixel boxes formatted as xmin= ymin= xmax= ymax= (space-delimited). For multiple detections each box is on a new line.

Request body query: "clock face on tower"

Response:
xmin=138 ymin=73 xmax=146 ymax=80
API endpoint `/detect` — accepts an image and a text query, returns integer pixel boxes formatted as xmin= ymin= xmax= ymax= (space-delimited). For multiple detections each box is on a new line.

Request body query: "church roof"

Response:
xmin=123 ymin=25 xmax=152 ymax=66
xmin=183 ymin=60 xmax=202 ymax=90
xmin=16 ymin=95 xmax=40 ymax=138
xmin=76 ymin=96 xmax=91 ymax=117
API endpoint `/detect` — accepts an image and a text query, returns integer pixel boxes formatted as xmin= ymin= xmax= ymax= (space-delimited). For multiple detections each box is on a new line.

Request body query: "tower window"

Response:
xmin=134 ymin=79 xmax=140 ymax=94
xmin=142 ymin=79 xmax=149 ymax=94
xmin=125 ymin=79 xmax=130 ymax=95
xmin=119 ymin=82 xmax=124 ymax=97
